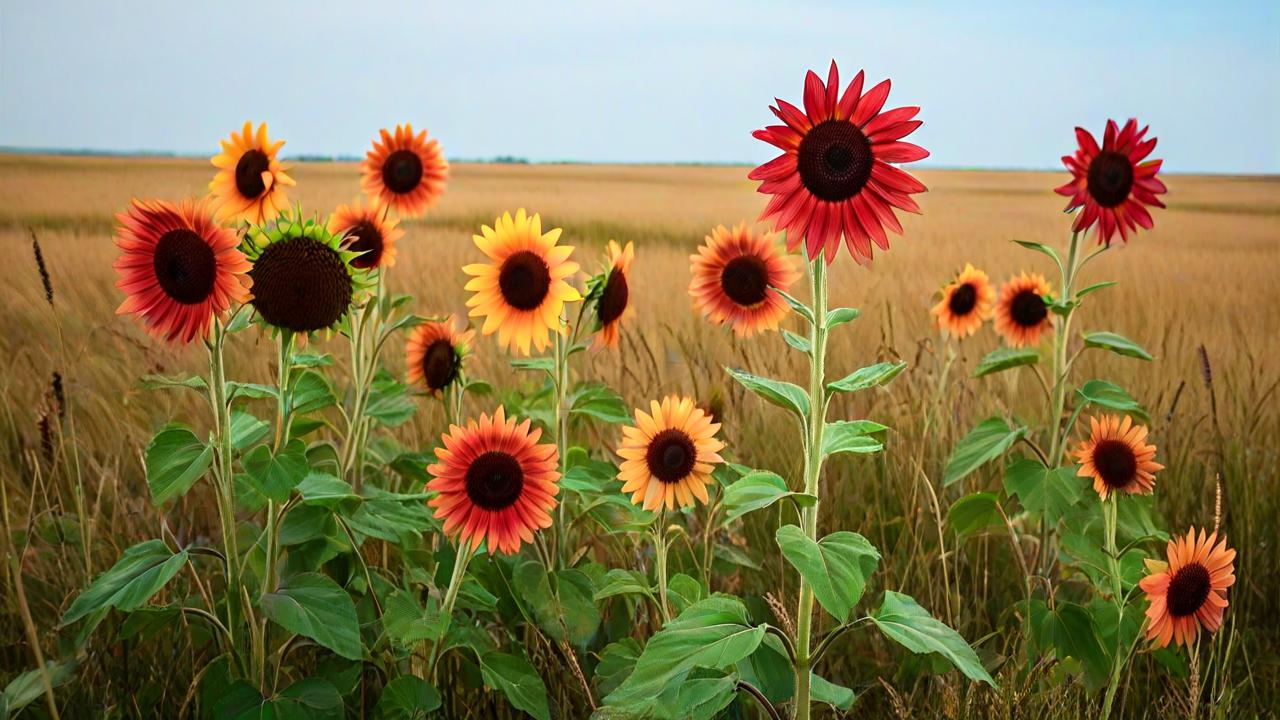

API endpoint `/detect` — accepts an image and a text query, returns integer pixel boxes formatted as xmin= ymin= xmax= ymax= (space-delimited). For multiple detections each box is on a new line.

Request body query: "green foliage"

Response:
xmin=825 ymin=306 xmax=860 ymax=329
xmin=973 ymin=347 xmax=1040 ymax=377
xmin=375 ymin=675 xmax=441 ymax=719
xmin=725 ymin=366 xmax=809 ymax=417
xmin=145 ymin=424 xmax=213 ymax=504
xmin=1083 ymin=331 xmax=1153 ymax=360
xmin=1075 ymin=379 xmax=1148 ymax=421
xmin=821 ymin=420 xmax=887 ymax=457
xmin=242 ymin=440 xmax=309 ymax=503
xmin=260 ymin=573 xmax=363 ymax=660
xmin=721 ymin=470 xmax=815 ymax=523
xmin=776 ymin=525 xmax=880 ymax=621
xmin=61 ymin=540 xmax=188 ymax=626
xmin=826 ymin=361 xmax=906 ymax=395
xmin=1028 ymin=600 xmax=1109 ymax=689
xmin=479 ymin=651 xmax=551 ymax=720
xmin=569 ymin=382 xmax=632 ymax=424
xmin=947 ymin=492 xmax=1004 ymax=538
xmin=1003 ymin=458 xmax=1085 ymax=524
xmin=944 ymin=417 xmax=1026 ymax=486
xmin=870 ymin=591 xmax=995 ymax=686
xmin=0 ymin=661 xmax=75 ymax=718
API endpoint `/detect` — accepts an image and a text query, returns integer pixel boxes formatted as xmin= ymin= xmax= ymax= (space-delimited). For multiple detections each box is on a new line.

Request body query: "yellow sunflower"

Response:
xmin=931 ymin=263 xmax=995 ymax=338
xmin=209 ymin=122 xmax=295 ymax=224
xmin=617 ymin=396 xmax=725 ymax=511
xmin=592 ymin=240 xmax=636 ymax=350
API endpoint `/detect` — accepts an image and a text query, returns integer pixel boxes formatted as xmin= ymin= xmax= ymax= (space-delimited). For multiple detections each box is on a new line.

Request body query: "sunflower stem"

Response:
xmin=552 ymin=327 xmax=571 ymax=566
xmin=428 ymin=541 xmax=472 ymax=683
xmin=206 ymin=319 xmax=244 ymax=672
xmin=654 ymin=513 xmax=672 ymax=623
xmin=1101 ymin=495 xmax=1128 ymax=720
xmin=1040 ymin=230 xmax=1082 ymax=575
xmin=259 ymin=330 xmax=294 ymax=689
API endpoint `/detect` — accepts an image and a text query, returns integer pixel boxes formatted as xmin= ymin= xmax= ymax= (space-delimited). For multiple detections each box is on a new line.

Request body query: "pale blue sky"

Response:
xmin=2 ymin=1 xmax=1277 ymax=172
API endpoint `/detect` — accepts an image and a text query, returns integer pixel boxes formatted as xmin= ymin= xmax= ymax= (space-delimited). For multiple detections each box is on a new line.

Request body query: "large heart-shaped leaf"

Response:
xmin=725 ymin=366 xmax=809 ymax=417
xmin=289 ymin=370 xmax=337 ymax=415
xmin=947 ymin=492 xmax=1004 ymax=538
xmin=261 ymin=573 xmax=362 ymax=660
xmin=722 ymin=471 xmax=815 ymax=523
xmin=594 ymin=638 xmax=642 ymax=697
xmin=230 ymin=410 xmax=270 ymax=451
xmin=61 ymin=540 xmax=188 ymax=626
xmin=1003 ymin=458 xmax=1086 ymax=524
xmin=145 ymin=425 xmax=213 ymax=504
xmin=821 ymin=420 xmax=887 ymax=457
xmin=776 ymin=525 xmax=880 ymax=621
xmin=1083 ymin=331 xmax=1153 ymax=361
xmin=973 ymin=347 xmax=1040 ymax=378
xmin=943 ymin=417 xmax=1026 ymax=486
xmin=870 ymin=591 xmax=995 ymax=686
xmin=1032 ymin=600 xmax=1109 ymax=689
xmin=1075 ymin=380 xmax=1148 ymax=421
xmin=242 ymin=440 xmax=310 ymax=503
xmin=375 ymin=675 xmax=441 ymax=719
xmin=480 ymin=651 xmax=550 ymax=720
xmin=826 ymin=361 xmax=906 ymax=395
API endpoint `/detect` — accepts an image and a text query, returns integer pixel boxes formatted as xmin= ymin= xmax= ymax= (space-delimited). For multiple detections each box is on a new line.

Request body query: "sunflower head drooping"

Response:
xmin=993 ymin=272 xmax=1053 ymax=347
xmin=1139 ymin=528 xmax=1235 ymax=649
xmin=244 ymin=213 xmax=366 ymax=334
xmin=1055 ymin=119 xmax=1166 ymax=246
xmin=750 ymin=60 xmax=929 ymax=264
xmin=690 ymin=223 xmax=800 ymax=336
xmin=328 ymin=202 xmax=404 ymax=270
xmin=406 ymin=315 xmax=475 ymax=396
xmin=931 ymin=263 xmax=995 ymax=339
xmin=427 ymin=407 xmax=560 ymax=555
xmin=463 ymin=209 xmax=582 ymax=356
xmin=1074 ymin=414 xmax=1164 ymax=500
xmin=114 ymin=197 xmax=251 ymax=344
xmin=587 ymin=240 xmax=636 ymax=350
xmin=209 ymin=122 xmax=295 ymax=225
xmin=616 ymin=396 xmax=726 ymax=511
xmin=361 ymin=123 xmax=449 ymax=218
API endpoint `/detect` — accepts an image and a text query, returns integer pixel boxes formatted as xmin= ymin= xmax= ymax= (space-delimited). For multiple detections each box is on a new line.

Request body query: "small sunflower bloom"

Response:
xmin=993 ymin=272 xmax=1052 ymax=347
xmin=690 ymin=223 xmax=800 ymax=336
xmin=617 ymin=396 xmax=725 ymax=511
xmin=209 ymin=122 xmax=295 ymax=225
xmin=1074 ymin=414 xmax=1164 ymax=500
xmin=1140 ymin=528 xmax=1235 ymax=649
xmin=328 ymin=202 xmax=404 ymax=270
xmin=931 ymin=263 xmax=995 ymax=338
xmin=406 ymin=315 xmax=474 ymax=396
xmin=361 ymin=123 xmax=448 ymax=218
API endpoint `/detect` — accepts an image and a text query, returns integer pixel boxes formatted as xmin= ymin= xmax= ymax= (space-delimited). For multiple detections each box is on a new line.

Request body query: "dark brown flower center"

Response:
xmin=1009 ymin=290 xmax=1047 ymax=328
xmin=234 ymin=149 xmax=271 ymax=199
xmin=720 ymin=255 xmax=770 ymax=307
xmin=1086 ymin=150 xmax=1135 ymax=208
xmin=1166 ymin=563 xmax=1211 ymax=617
xmin=382 ymin=150 xmax=423 ymax=195
xmin=340 ymin=220 xmax=384 ymax=269
xmin=422 ymin=339 xmax=460 ymax=391
xmin=498 ymin=251 xmax=552 ymax=311
xmin=645 ymin=429 xmax=697 ymax=484
xmin=465 ymin=450 xmax=524 ymax=511
xmin=597 ymin=268 xmax=630 ymax=326
xmin=797 ymin=120 xmax=874 ymax=202
xmin=1091 ymin=439 xmax=1138 ymax=489
xmin=947 ymin=283 xmax=978 ymax=316
xmin=152 ymin=229 xmax=217 ymax=304
xmin=249 ymin=236 xmax=353 ymax=332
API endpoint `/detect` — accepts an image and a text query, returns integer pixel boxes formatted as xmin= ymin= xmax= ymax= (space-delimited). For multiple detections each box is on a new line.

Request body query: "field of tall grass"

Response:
xmin=1 ymin=153 xmax=1277 ymax=718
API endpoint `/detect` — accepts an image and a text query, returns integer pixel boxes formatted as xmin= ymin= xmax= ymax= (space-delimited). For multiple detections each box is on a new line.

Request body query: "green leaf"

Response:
xmin=943 ymin=417 xmax=1026 ymax=487
xmin=1083 ymin=331 xmax=1153 ymax=361
xmin=774 ymin=288 xmax=815 ymax=324
xmin=1076 ymin=380 xmax=1148 ymax=421
xmin=1013 ymin=239 xmax=1064 ymax=275
xmin=826 ymin=361 xmax=906 ymax=395
xmin=261 ymin=573 xmax=362 ymax=660
xmin=513 ymin=562 xmax=600 ymax=646
xmin=973 ymin=347 xmax=1040 ymax=378
xmin=821 ymin=420 xmax=887 ymax=457
xmin=870 ymin=591 xmax=995 ymax=686
xmin=781 ymin=329 xmax=811 ymax=354
xmin=569 ymin=383 xmax=632 ymax=424
xmin=296 ymin=472 xmax=362 ymax=512
xmin=776 ymin=526 xmax=880 ymax=621
xmin=594 ymin=638 xmax=641 ymax=697
xmin=594 ymin=568 xmax=654 ymax=602
xmin=61 ymin=540 xmax=188 ymax=625
xmin=1075 ymin=281 xmax=1117 ymax=299
xmin=947 ymin=493 xmax=1004 ymax=538
xmin=722 ymin=471 xmax=815 ymax=523
xmin=666 ymin=574 xmax=706 ymax=615
xmin=290 ymin=351 xmax=333 ymax=368
xmin=290 ymin=370 xmax=337 ymax=415
xmin=381 ymin=590 xmax=441 ymax=646
xmin=659 ymin=673 xmax=737 ymax=720
xmin=230 ymin=410 xmax=270 ymax=451
xmin=480 ymin=651 xmax=550 ymax=720
xmin=242 ymin=677 xmax=344 ymax=720
xmin=825 ymin=306 xmax=860 ymax=330
xmin=242 ymin=440 xmax=309 ymax=503
xmin=1 ymin=661 xmax=75 ymax=716
xmin=810 ymin=672 xmax=857 ymax=711
xmin=510 ymin=356 xmax=554 ymax=372
xmin=227 ymin=381 xmax=277 ymax=401
xmin=725 ymin=366 xmax=809 ymax=417
xmin=140 ymin=374 xmax=207 ymax=393
xmin=1034 ymin=601 xmax=1109 ymax=688
xmin=1003 ymin=458 xmax=1085 ymax=524
xmin=375 ymin=675 xmax=441 ymax=719
xmin=145 ymin=425 xmax=213 ymax=504
xmin=366 ymin=374 xmax=417 ymax=427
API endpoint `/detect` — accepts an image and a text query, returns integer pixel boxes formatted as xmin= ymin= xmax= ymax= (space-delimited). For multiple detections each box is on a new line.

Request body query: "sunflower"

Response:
xmin=244 ymin=214 xmax=366 ymax=334
xmin=1055 ymin=119 xmax=1166 ymax=246
xmin=993 ymin=272 xmax=1053 ymax=347
xmin=1073 ymin=414 xmax=1164 ymax=500
xmin=617 ymin=396 xmax=725 ymax=511
xmin=1140 ymin=528 xmax=1235 ymax=649
xmin=750 ymin=60 xmax=928 ymax=264
xmin=931 ymin=263 xmax=995 ymax=339
xmin=406 ymin=315 xmax=474 ymax=396
xmin=427 ymin=407 xmax=559 ymax=555
xmin=591 ymin=240 xmax=636 ymax=350
xmin=361 ymin=123 xmax=448 ymax=218
xmin=328 ymin=202 xmax=404 ymax=270
xmin=209 ymin=122 xmax=295 ymax=225
xmin=690 ymin=223 xmax=801 ymax=336
xmin=113 ymin=197 xmax=251 ymax=344
xmin=463 ymin=209 xmax=581 ymax=356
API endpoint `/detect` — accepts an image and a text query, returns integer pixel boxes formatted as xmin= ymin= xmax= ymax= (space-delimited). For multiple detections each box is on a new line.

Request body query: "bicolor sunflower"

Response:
xmin=328 ymin=202 xmax=403 ymax=270
xmin=1139 ymin=528 xmax=1235 ymax=649
xmin=361 ymin=123 xmax=448 ymax=218
xmin=616 ymin=396 xmax=725 ymax=511
xmin=244 ymin=214 xmax=366 ymax=334
xmin=209 ymin=122 xmax=295 ymax=225
xmin=1055 ymin=119 xmax=1166 ymax=245
xmin=1074 ymin=414 xmax=1163 ymax=500
xmin=427 ymin=407 xmax=559 ymax=555
xmin=463 ymin=209 xmax=581 ymax=356
xmin=591 ymin=240 xmax=636 ymax=350
xmin=993 ymin=272 xmax=1052 ymax=347
xmin=750 ymin=61 xmax=928 ymax=264
xmin=113 ymin=197 xmax=251 ymax=344
xmin=690 ymin=223 xmax=800 ymax=336
xmin=931 ymin=263 xmax=995 ymax=338
xmin=406 ymin=315 xmax=474 ymax=396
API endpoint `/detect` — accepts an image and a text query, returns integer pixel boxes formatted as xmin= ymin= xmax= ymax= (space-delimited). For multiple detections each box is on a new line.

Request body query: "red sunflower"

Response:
xmin=1055 ymin=119 xmax=1167 ymax=245
xmin=750 ymin=60 xmax=929 ymax=264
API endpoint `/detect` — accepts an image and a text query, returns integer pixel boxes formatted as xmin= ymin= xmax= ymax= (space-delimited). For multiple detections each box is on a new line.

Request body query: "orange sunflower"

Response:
xmin=1074 ymin=414 xmax=1164 ymax=500
xmin=328 ymin=202 xmax=404 ymax=270
xmin=361 ymin=123 xmax=448 ymax=218
xmin=406 ymin=315 xmax=474 ymax=396
xmin=209 ymin=122 xmax=295 ymax=224
xmin=592 ymin=240 xmax=636 ymax=350
xmin=1140 ymin=528 xmax=1235 ymax=649
xmin=463 ymin=209 xmax=581 ymax=356
xmin=113 ymin=197 xmax=251 ymax=344
xmin=617 ymin=396 xmax=725 ymax=511
xmin=427 ymin=407 xmax=560 ymax=555
xmin=931 ymin=263 xmax=995 ymax=338
xmin=993 ymin=272 xmax=1053 ymax=347
xmin=690 ymin=223 xmax=801 ymax=336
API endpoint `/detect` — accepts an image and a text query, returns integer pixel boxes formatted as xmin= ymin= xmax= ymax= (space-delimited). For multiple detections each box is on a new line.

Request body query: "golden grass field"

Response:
xmin=2 ymin=154 xmax=1278 ymax=716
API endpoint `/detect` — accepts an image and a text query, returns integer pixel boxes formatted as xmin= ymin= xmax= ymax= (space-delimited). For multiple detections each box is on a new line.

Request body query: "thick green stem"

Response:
xmin=793 ymin=259 xmax=829 ymax=720
xmin=1100 ymin=496 xmax=1127 ymax=720
xmin=1039 ymin=231 xmax=1081 ymax=575
xmin=258 ymin=331 xmax=294 ymax=688
xmin=428 ymin=542 xmax=472 ymax=681
xmin=552 ymin=329 xmax=570 ymax=565
xmin=654 ymin=517 xmax=672 ymax=623
xmin=207 ymin=320 xmax=243 ymax=668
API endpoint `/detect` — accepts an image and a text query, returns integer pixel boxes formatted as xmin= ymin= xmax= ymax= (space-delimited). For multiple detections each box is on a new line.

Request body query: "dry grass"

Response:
xmin=2 ymin=154 xmax=1277 ymax=717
